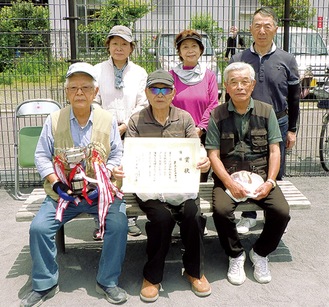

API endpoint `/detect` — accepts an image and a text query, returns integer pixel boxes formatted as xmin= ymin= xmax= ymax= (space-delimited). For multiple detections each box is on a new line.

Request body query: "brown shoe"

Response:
xmin=185 ymin=273 xmax=211 ymax=297
xmin=140 ymin=278 xmax=160 ymax=302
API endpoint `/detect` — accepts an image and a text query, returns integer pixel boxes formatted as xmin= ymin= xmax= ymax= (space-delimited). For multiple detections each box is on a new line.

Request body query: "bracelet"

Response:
xmin=51 ymin=179 xmax=60 ymax=189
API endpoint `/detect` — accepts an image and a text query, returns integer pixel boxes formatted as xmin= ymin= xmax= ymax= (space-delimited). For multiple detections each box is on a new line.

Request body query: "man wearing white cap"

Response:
xmin=20 ymin=62 xmax=128 ymax=306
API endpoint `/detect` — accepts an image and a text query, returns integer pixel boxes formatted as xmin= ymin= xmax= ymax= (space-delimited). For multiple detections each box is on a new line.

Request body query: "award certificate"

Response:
xmin=122 ymin=137 xmax=201 ymax=193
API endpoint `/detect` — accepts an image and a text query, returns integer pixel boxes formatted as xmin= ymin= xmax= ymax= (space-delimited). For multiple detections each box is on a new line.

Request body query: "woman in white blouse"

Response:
xmin=94 ymin=25 xmax=148 ymax=237
xmin=94 ymin=25 xmax=148 ymax=137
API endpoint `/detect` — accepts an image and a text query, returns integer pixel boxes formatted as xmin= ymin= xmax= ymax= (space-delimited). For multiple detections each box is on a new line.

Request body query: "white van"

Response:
xmin=275 ymin=27 xmax=329 ymax=99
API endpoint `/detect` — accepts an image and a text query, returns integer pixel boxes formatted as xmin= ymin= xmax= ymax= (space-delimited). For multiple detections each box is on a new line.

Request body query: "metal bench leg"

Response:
xmin=56 ymin=225 xmax=65 ymax=254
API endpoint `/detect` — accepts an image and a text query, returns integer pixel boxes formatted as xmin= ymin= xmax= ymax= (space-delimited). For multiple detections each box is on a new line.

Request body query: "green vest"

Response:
xmin=212 ymin=100 xmax=271 ymax=180
xmin=44 ymin=105 xmax=112 ymax=200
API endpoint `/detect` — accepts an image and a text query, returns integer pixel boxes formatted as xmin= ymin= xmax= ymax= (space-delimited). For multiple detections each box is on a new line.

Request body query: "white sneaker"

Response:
xmin=249 ymin=249 xmax=272 ymax=283
xmin=236 ymin=217 xmax=257 ymax=234
xmin=203 ymin=226 xmax=208 ymax=236
xmin=227 ymin=252 xmax=246 ymax=285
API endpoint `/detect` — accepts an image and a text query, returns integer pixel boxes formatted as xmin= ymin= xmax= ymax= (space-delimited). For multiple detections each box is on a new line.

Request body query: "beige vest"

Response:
xmin=44 ymin=105 xmax=112 ymax=200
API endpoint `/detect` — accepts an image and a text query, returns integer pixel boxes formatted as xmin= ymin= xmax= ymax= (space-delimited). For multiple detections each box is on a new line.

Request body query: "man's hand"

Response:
xmin=253 ymin=181 xmax=273 ymax=200
xmin=197 ymin=156 xmax=211 ymax=173
xmin=118 ymin=123 xmax=127 ymax=136
xmin=87 ymin=187 xmax=99 ymax=200
xmin=112 ymin=165 xmax=125 ymax=180
xmin=286 ymin=131 xmax=297 ymax=149
xmin=52 ymin=182 xmax=75 ymax=201
xmin=226 ymin=180 xmax=249 ymax=200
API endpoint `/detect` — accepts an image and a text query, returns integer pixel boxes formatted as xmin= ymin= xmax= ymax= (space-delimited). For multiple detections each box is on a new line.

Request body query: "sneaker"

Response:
xmin=203 ymin=226 xmax=209 ymax=236
xmin=96 ymin=282 xmax=128 ymax=304
xmin=236 ymin=217 xmax=257 ymax=234
xmin=128 ymin=224 xmax=142 ymax=236
xmin=227 ymin=252 xmax=246 ymax=285
xmin=140 ymin=278 xmax=160 ymax=302
xmin=20 ymin=284 xmax=59 ymax=307
xmin=184 ymin=272 xmax=211 ymax=297
xmin=249 ymin=249 xmax=272 ymax=283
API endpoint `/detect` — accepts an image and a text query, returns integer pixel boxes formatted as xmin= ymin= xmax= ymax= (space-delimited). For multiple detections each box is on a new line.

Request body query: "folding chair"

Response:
xmin=14 ymin=99 xmax=62 ymax=200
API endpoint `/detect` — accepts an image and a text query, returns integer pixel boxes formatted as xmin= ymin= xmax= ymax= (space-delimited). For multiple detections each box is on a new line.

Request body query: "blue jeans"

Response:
xmin=242 ymin=115 xmax=288 ymax=219
xmin=29 ymin=196 xmax=128 ymax=291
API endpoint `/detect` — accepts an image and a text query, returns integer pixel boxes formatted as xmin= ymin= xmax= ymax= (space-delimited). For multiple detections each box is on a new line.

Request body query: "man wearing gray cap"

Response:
xmin=20 ymin=62 xmax=128 ymax=306
xmin=113 ymin=69 xmax=211 ymax=302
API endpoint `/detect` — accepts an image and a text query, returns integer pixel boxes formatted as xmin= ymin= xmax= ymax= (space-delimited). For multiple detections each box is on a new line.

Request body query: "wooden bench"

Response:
xmin=16 ymin=180 xmax=311 ymax=253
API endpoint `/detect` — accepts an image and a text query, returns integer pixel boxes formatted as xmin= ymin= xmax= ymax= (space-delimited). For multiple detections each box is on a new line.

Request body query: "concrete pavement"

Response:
xmin=1 ymin=176 xmax=328 ymax=307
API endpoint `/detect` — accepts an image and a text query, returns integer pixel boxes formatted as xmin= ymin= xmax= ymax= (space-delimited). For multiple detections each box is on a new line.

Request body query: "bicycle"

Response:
xmin=318 ymin=75 xmax=329 ymax=171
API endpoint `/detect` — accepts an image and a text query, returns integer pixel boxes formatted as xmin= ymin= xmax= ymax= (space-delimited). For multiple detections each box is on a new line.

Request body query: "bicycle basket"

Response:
xmin=317 ymin=100 xmax=329 ymax=109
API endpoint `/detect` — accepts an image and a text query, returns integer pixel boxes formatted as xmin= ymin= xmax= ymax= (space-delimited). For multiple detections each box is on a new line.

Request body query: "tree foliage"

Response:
xmin=258 ymin=0 xmax=316 ymax=28
xmin=79 ymin=0 xmax=152 ymax=49
xmin=0 ymin=0 xmax=49 ymax=72
xmin=190 ymin=13 xmax=224 ymax=48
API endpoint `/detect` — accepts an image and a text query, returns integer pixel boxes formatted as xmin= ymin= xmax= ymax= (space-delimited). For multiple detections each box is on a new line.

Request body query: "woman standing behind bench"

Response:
xmin=169 ymin=29 xmax=218 ymax=182
xmin=94 ymin=25 xmax=149 ymax=237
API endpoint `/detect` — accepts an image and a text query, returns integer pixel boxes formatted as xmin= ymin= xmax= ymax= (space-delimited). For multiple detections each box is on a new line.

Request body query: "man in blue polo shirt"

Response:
xmin=230 ymin=7 xmax=300 ymax=233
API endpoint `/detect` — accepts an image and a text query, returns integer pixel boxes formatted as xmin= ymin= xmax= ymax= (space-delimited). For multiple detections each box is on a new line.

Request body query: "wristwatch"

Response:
xmin=266 ymin=179 xmax=276 ymax=188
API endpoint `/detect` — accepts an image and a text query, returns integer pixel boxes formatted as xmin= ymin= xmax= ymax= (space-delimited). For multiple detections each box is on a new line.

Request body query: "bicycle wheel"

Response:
xmin=319 ymin=114 xmax=329 ymax=171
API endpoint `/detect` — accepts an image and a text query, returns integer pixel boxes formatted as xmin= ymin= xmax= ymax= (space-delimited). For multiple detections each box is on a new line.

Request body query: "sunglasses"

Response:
xmin=149 ymin=87 xmax=173 ymax=95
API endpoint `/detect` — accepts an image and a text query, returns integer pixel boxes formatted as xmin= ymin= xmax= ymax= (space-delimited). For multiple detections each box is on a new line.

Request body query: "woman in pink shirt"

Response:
xmin=170 ymin=29 xmax=218 ymax=182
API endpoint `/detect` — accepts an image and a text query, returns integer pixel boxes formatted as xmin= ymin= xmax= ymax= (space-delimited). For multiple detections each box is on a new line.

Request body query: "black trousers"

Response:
xmin=137 ymin=197 xmax=206 ymax=284
xmin=212 ymin=183 xmax=290 ymax=258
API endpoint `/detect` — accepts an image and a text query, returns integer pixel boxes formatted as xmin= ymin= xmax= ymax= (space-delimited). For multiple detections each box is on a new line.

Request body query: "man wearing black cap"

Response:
xmin=20 ymin=62 xmax=128 ymax=306
xmin=112 ymin=69 xmax=211 ymax=302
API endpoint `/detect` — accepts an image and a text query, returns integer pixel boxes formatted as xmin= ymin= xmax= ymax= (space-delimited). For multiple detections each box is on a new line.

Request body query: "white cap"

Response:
xmin=66 ymin=62 xmax=97 ymax=80
xmin=107 ymin=25 xmax=133 ymax=42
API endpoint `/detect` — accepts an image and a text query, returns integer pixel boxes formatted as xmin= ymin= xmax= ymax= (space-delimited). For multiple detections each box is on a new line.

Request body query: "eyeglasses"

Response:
xmin=149 ymin=87 xmax=173 ymax=95
xmin=227 ymin=81 xmax=252 ymax=88
xmin=66 ymin=86 xmax=94 ymax=94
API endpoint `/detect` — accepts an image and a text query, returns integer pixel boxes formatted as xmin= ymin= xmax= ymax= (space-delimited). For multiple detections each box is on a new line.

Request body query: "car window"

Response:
xmin=275 ymin=33 xmax=328 ymax=56
xmin=159 ymin=35 xmax=176 ymax=56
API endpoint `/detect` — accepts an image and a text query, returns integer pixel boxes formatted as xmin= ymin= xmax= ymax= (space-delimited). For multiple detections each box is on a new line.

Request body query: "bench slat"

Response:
xmin=15 ymin=180 xmax=310 ymax=223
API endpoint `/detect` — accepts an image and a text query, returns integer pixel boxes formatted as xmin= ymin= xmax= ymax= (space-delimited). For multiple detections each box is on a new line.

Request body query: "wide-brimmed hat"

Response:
xmin=146 ymin=69 xmax=174 ymax=88
xmin=66 ymin=62 xmax=97 ymax=80
xmin=107 ymin=25 xmax=133 ymax=42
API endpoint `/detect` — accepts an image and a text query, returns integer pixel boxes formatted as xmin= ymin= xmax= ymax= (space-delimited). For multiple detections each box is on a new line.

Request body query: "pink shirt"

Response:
xmin=170 ymin=69 xmax=218 ymax=131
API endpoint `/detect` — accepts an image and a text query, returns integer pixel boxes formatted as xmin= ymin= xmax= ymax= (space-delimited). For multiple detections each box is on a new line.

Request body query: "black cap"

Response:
xmin=175 ymin=34 xmax=204 ymax=48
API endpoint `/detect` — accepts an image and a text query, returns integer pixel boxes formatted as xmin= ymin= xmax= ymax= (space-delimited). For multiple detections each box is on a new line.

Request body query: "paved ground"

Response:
xmin=1 ymin=176 xmax=328 ymax=307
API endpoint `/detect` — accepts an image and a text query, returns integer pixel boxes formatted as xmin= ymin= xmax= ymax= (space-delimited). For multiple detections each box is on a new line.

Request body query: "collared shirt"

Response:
xmin=126 ymin=105 xmax=198 ymax=138
xmin=205 ymin=98 xmax=282 ymax=150
xmin=35 ymin=107 xmax=123 ymax=179
xmin=230 ymin=42 xmax=300 ymax=114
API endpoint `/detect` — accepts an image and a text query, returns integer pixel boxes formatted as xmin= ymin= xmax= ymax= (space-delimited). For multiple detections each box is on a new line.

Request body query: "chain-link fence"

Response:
xmin=0 ymin=0 xmax=329 ymax=187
